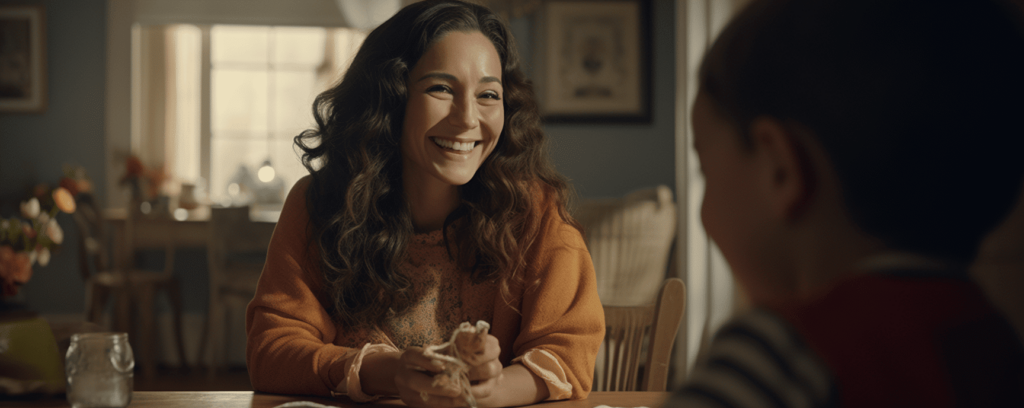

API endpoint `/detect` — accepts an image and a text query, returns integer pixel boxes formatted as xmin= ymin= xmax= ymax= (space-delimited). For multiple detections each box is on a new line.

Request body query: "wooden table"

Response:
xmin=0 ymin=391 xmax=671 ymax=407
xmin=104 ymin=205 xmax=280 ymax=251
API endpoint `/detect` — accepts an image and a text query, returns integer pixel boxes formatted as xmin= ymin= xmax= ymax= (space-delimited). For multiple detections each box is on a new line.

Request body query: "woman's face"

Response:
xmin=401 ymin=30 xmax=504 ymax=190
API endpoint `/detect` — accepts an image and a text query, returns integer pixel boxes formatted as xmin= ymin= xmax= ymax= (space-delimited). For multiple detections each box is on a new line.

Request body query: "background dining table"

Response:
xmin=0 ymin=391 xmax=670 ymax=408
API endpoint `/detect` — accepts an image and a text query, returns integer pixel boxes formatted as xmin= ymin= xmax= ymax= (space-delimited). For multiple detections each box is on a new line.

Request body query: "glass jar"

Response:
xmin=65 ymin=332 xmax=134 ymax=408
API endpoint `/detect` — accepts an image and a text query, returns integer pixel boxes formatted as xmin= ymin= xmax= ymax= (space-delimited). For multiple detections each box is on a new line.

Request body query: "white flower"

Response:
xmin=27 ymin=250 xmax=37 ymax=266
xmin=38 ymin=212 xmax=50 ymax=225
xmin=37 ymin=247 xmax=51 ymax=267
xmin=46 ymin=219 xmax=64 ymax=245
xmin=20 ymin=198 xmax=40 ymax=219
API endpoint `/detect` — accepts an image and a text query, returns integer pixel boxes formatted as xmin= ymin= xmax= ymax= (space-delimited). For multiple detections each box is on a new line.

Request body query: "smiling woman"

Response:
xmin=401 ymin=31 xmax=505 ymax=232
xmin=245 ymin=1 xmax=604 ymax=407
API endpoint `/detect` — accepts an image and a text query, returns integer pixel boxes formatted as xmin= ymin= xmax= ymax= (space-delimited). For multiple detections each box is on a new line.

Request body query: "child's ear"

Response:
xmin=748 ymin=116 xmax=815 ymax=221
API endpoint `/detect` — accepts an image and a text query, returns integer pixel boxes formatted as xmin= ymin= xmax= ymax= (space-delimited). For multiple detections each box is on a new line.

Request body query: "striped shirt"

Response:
xmin=665 ymin=309 xmax=838 ymax=408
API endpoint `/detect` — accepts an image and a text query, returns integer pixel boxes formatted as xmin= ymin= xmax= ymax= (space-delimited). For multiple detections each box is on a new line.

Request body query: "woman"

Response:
xmin=244 ymin=1 xmax=604 ymax=407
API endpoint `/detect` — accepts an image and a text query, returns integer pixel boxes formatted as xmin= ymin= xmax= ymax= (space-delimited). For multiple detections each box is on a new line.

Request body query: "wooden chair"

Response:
xmin=71 ymin=194 xmax=188 ymax=378
xmin=575 ymin=185 xmax=677 ymax=306
xmin=197 ymin=206 xmax=269 ymax=374
xmin=597 ymin=278 xmax=686 ymax=391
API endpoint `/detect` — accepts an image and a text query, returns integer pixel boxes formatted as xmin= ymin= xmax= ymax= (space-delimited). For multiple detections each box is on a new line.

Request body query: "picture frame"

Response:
xmin=0 ymin=5 xmax=47 ymax=113
xmin=535 ymin=0 xmax=651 ymax=123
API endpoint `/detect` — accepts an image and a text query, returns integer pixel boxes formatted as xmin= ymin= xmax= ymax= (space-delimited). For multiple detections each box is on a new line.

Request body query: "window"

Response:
xmin=143 ymin=24 xmax=366 ymax=207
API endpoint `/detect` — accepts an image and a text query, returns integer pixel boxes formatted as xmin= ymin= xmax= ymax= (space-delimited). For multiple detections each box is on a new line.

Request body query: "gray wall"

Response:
xmin=542 ymin=0 xmax=676 ymax=199
xmin=0 ymin=0 xmax=108 ymax=314
xmin=1 ymin=0 xmax=676 ymax=314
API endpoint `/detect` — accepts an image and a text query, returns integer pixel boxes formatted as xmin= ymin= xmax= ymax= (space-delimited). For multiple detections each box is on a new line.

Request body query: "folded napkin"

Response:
xmin=594 ymin=405 xmax=650 ymax=408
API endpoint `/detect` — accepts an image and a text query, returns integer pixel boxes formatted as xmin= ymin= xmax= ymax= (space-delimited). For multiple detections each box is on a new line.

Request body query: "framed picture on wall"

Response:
xmin=535 ymin=0 xmax=651 ymax=123
xmin=0 ymin=5 xmax=47 ymax=113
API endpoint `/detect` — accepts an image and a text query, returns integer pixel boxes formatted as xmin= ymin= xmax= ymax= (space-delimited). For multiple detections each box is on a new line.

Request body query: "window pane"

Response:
xmin=160 ymin=23 xmax=365 ymax=202
xmin=212 ymin=69 xmax=268 ymax=134
xmin=210 ymin=137 xmax=268 ymax=204
xmin=273 ymin=27 xmax=325 ymax=66
xmin=333 ymin=28 xmax=367 ymax=74
xmin=270 ymin=138 xmax=305 ymax=190
xmin=274 ymin=70 xmax=318 ymax=134
xmin=211 ymin=25 xmax=269 ymax=64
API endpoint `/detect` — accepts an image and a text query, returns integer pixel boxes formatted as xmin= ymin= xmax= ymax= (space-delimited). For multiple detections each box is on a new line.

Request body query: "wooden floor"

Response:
xmin=134 ymin=365 xmax=253 ymax=391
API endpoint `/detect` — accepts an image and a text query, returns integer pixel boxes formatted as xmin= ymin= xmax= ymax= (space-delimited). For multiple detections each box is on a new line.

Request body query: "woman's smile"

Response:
xmin=430 ymin=137 xmax=481 ymax=154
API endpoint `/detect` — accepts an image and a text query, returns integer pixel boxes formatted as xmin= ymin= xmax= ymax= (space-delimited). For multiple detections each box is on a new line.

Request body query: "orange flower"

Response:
xmin=53 ymin=187 xmax=77 ymax=214
xmin=0 ymin=246 xmax=33 ymax=286
xmin=126 ymin=156 xmax=144 ymax=177
xmin=75 ymin=178 xmax=94 ymax=194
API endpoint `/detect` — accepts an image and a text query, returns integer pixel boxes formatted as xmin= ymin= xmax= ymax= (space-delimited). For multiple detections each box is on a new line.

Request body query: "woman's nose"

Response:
xmin=448 ymin=99 xmax=480 ymax=129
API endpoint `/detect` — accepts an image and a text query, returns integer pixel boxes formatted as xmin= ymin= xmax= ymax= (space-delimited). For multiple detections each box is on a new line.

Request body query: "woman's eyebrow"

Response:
xmin=417 ymin=72 xmax=502 ymax=85
xmin=418 ymin=72 xmax=457 ymax=82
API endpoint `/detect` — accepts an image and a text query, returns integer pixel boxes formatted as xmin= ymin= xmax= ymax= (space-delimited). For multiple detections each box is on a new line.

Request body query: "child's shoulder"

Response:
xmin=777 ymin=273 xmax=1024 ymax=407
xmin=669 ymin=307 xmax=838 ymax=407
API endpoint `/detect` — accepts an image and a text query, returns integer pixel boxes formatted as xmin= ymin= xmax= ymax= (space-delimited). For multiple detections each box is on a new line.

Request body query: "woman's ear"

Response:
xmin=748 ymin=116 xmax=816 ymax=221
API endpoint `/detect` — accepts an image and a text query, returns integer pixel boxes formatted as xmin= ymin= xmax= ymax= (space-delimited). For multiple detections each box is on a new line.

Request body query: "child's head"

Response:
xmin=696 ymin=0 xmax=1024 ymax=272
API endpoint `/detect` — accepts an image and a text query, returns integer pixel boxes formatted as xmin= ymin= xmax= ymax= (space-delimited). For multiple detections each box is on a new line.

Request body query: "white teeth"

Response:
xmin=432 ymin=138 xmax=475 ymax=152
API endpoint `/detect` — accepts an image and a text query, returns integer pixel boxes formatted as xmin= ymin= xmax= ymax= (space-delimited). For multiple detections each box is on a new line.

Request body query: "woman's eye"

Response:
xmin=426 ymin=84 xmax=452 ymax=94
xmin=479 ymin=90 xmax=501 ymax=100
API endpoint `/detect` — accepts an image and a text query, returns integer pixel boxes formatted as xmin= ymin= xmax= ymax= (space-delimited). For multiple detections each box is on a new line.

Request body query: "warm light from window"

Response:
xmin=258 ymin=164 xmax=276 ymax=182
xmin=164 ymin=25 xmax=366 ymax=205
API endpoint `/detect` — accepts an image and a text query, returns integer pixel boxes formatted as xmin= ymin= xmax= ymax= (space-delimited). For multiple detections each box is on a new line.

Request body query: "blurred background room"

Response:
xmin=1 ymin=0 xmax=1022 ymax=395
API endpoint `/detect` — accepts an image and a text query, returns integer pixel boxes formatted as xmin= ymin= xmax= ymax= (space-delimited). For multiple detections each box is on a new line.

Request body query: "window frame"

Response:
xmin=104 ymin=0 xmax=352 ymax=210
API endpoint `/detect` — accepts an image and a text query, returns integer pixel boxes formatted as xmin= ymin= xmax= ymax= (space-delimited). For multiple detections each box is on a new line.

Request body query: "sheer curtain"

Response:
xmin=134 ymin=25 xmax=201 ymax=196
xmin=134 ymin=25 xmax=177 ymax=190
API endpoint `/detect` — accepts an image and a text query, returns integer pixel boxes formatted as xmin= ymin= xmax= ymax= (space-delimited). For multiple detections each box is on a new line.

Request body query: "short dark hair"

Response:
xmin=700 ymin=0 xmax=1024 ymax=262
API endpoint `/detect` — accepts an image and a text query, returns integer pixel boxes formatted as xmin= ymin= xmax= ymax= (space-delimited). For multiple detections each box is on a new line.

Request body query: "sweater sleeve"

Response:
xmin=245 ymin=176 xmax=375 ymax=397
xmin=510 ymin=191 xmax=605 ymax=401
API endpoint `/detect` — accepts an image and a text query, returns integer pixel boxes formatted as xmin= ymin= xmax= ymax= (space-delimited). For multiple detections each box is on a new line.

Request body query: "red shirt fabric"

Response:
xmin=778 ymin=273 xmax=1024 ymax=408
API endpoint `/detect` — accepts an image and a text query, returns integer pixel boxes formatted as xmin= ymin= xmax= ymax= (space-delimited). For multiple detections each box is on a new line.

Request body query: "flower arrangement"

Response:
xmin=120 ymin=155 xmax=166 ymax=202
xmin=1 ymin=180 xmax=79 ymax=297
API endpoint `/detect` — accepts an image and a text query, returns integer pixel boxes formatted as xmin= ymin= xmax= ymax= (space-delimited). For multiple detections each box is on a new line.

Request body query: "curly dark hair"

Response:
xmin=294 ymin=0 xmax=577 ymax=328
xmin=699 ymin=0 xmax=1024 ymax=263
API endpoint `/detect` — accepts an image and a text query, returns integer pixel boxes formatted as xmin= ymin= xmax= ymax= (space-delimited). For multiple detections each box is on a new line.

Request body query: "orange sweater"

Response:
xmin=246 ymin=177 xmax=604 ymax=400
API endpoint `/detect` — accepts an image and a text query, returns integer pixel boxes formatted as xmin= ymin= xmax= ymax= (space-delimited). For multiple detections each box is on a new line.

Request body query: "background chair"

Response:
xmin=71 ymin=194 xmax=187 ymax=378
xmin=575 ymin=185 xmax=677 ymax=306
xmin=575 ymin=186 xmax=681 ymax=390
xmin=197 ymin=206 xmax=269 ymax=374
xmin=597 ymin=277 xmax=686 ymax=391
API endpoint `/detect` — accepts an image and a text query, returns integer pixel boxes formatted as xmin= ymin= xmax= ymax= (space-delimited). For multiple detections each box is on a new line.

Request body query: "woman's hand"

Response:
xmin=462 ymin=334 xmax=503 ymax=403
xmin=394 ymin=335 xmax=503 ymax=408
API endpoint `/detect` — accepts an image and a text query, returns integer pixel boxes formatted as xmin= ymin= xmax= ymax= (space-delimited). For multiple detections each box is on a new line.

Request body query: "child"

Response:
xmin=667 ymin=0 xmax=1024 ymax=406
